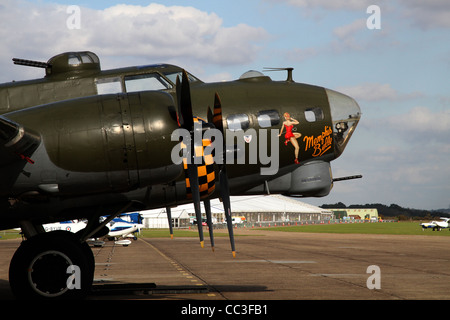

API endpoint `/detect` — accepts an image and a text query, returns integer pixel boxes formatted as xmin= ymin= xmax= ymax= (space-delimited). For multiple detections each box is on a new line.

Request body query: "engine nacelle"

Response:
xmin=245 ymin=161 xmax=333 ymax=197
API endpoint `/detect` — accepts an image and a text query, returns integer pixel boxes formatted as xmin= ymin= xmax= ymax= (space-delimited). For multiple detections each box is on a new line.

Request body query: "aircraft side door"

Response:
xmin=100 ymin=94 xmax=139 ymax=191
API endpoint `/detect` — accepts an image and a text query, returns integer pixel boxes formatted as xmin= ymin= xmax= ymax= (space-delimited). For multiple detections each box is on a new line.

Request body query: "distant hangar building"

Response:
xmin=327 ymin=208 xmax=379 ymax=220
xmin=140 ymin=195 xmax=333 ymax=228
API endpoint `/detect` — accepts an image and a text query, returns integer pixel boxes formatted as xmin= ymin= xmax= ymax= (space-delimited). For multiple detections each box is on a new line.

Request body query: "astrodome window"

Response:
xmin=80 ymin=53 xmax=94 ymax=63
xmin=68 ymin=54 xmax=81 ymax=66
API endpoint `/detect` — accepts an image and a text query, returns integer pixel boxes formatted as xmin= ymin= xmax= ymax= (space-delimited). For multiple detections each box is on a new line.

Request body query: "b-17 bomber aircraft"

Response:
xmin=0 ymin=51 xmax=361 ymax=299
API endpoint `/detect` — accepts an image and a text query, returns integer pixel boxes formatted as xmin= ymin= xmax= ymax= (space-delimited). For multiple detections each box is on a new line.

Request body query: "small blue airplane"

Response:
xmin=39 ymin=213 xmax=144 ymax=246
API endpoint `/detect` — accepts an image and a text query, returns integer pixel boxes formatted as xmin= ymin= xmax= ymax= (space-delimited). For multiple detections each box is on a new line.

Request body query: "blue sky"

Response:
xmin=0 ymin=0 xmax=449 ymax=210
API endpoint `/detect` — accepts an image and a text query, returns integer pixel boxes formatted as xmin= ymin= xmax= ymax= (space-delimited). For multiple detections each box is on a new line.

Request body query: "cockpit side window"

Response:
xmin=96 ymin=77 xmax=123 ymax=94
xmin=124 ymin=73 xmax=172 ymax=92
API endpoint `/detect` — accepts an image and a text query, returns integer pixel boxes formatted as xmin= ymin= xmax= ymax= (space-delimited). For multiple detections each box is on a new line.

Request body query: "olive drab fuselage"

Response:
xmin=0 ymin=51 xmax=361 ymax=228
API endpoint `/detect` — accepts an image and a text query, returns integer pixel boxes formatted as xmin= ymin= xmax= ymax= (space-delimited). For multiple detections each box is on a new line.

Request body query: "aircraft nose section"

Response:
xmin=325 ymin=88 xmax=361 ymax=159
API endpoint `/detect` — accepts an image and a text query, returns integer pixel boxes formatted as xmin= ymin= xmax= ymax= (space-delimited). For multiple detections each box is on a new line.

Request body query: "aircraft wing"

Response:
xmin=421 ymin=222 xmax=435 ymax=228
xmin=0 ymin=115 xmax=41 ymax=166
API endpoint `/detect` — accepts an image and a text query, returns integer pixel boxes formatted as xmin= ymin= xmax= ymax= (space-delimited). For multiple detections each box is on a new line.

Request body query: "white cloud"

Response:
xmin=285 ymin=47 xmax=318 ymax=62
xmin=201 ymin=72 xmax=233 ymax=83
xmin=385 ymin=106 xmax=450 ymax=141
xmin=335 ymin=83 xmax=423 ymax=102
xmin=0 ymin=1 xmax=269 ymax=82
xmin=271 ymin=0 xmax=450 ymax=28
xmin=362 ymin=105 xmax=450 ymax=150
xmin=330 ymin=18 xmax=375 ymax=52
xmin=398 ymin=0 xmax=450 ymax=29
xmin=333 ymin=19 xmax=366 ymax=39
xmin=274 ymin=0 xmax=376 ymax=10
xmin=363 ymin=105 xmax=450 ymax=191
xmin=340 ymin=104 xmax=450 ymax=209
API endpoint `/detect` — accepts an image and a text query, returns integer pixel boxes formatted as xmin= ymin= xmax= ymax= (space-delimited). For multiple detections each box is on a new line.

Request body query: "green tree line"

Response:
xmin=320 ymin=202 xmax=450 ymax=220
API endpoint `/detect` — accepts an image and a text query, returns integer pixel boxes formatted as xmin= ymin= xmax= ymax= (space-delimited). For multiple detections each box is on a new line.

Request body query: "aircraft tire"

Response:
xmin=9 ymin=231 xmax=93 ymax=299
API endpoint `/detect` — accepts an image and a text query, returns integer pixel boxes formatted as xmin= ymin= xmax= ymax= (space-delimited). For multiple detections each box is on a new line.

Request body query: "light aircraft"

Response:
xmin=0 ymin=51 xmax=361 ymax=299
xmin=421 ymin=218 xmax=450 ymax=231
xmin=102 ymin=215 xmax=144 ymax=240
xmin=14 ymin=219 xmax=87 ymax=235
xmin=42 ymin=219 xmax=87 ymax=234
xmin=39 ymin=212 xmax=143 ymax=244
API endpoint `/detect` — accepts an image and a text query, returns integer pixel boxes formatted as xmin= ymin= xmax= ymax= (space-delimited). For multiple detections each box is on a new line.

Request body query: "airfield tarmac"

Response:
xmin=1 ymin=228 xmax=450 ymax=300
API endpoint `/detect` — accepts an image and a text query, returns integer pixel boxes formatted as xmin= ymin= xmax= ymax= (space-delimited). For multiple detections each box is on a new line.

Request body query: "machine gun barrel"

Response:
xmin=332 ymin=175 xmax=362 ymax=182
xmin=12 ymin=58 xmax=50 ymax=69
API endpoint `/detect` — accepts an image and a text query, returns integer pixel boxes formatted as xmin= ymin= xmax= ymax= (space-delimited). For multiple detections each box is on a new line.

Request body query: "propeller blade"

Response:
xmin=207 ymin=106 xmax=213 ymax=123
xmin=204 ymin=199 xmax=215 ymax=251
xmin=176 ymin=70 xmax=194 ymax=130
xmin=207 ymin=93 xmax=227 ymax=164
xmin=220 ymin=167 xmax=236 ymax=258
xmin=176 ymin=70 xmax=204 ymax=248
xmin=176 ymin=75 xmax=183 ymax=127
xmin=211 ymin=93 xmax=236 ymax=257
xmin=213 ymin=92 xmax=224 ymax=132
xmin=187 ymin=161 xmax=204 ymax=248
xmin=166 ymin=207 xmax=174 ymax=239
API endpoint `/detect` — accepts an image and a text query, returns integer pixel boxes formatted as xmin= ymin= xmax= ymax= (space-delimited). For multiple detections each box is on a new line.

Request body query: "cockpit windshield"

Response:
xmin=163 ymin=71 xmax=200 ymax=85
xmin=95 ymin=67 xmax=202 ymax=95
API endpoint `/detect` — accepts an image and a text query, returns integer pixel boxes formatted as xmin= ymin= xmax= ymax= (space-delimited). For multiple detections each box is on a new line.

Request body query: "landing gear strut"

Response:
xmin=8 ymin=202 xmax=136 ymax=299
xmin=9 ymin=231 xmax=94 ymax=299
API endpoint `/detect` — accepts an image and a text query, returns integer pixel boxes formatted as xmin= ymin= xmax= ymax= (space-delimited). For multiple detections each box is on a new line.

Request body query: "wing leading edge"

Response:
xmin=0 ymin=116 xmax=40 ymax=165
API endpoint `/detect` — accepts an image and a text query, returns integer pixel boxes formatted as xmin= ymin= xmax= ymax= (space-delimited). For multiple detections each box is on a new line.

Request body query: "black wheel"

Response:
xmin=9 ymin=231 xmax=93 ymax=299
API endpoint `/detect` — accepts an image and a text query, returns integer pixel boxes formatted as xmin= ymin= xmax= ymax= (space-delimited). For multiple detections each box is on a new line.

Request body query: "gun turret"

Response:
xmin=12 ymin=51 xmax=101 ymax=79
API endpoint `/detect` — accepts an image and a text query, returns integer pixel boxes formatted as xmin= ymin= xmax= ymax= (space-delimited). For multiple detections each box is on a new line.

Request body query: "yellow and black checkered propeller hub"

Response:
xmin=182 ymin=117 xmax=215 ymax=200
xmin=176 ymin=71 xmax=235 ymax=257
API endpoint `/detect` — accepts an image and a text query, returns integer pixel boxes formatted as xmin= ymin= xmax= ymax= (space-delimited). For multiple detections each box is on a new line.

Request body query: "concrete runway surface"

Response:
xmin=1 ymin=229 xmax=450 ymax=300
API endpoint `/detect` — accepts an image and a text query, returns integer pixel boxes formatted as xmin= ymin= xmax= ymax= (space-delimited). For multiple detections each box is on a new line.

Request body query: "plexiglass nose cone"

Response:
xmin=326 ymin=88 xmax=361 ymax=158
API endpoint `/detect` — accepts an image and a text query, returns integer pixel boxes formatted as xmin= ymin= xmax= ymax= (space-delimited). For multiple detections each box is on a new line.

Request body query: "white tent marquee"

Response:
xmin=140 ymin=195 xmax=331 ymax=228
xmin=140 ymin=207 xmax=190 ymax=228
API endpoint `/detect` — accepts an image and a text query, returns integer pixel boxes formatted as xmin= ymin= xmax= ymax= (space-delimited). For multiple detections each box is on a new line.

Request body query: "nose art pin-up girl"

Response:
xmin=279 ymin=112 xmax=301 ymax=164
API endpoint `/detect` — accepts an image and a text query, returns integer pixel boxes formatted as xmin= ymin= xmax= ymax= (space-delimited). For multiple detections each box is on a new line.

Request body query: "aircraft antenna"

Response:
xmin=264 ymin=67 xmax=294 ymax=82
